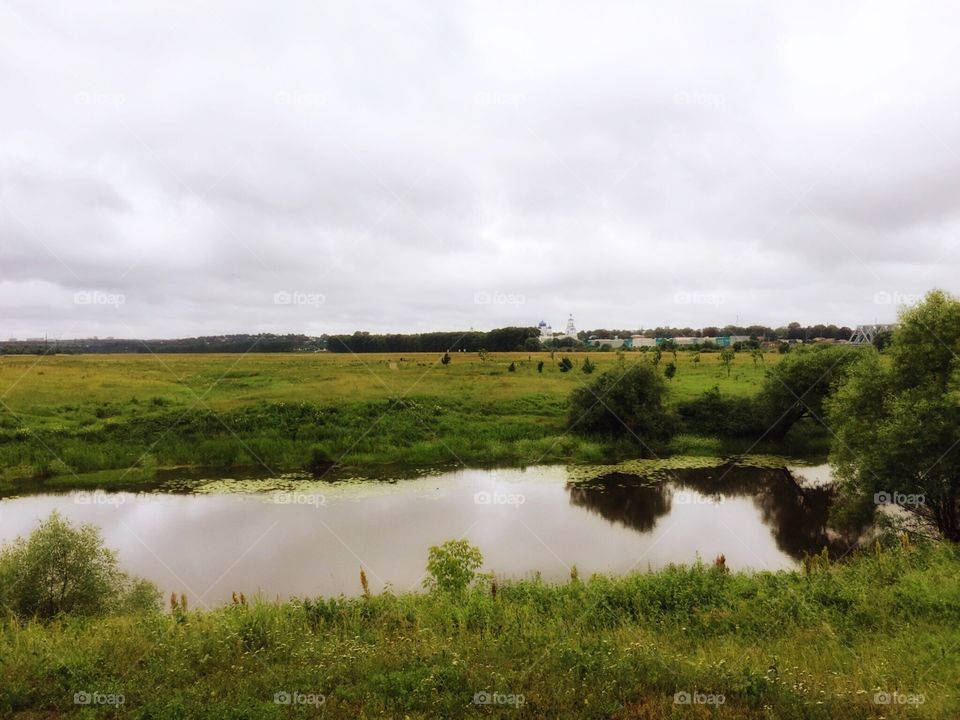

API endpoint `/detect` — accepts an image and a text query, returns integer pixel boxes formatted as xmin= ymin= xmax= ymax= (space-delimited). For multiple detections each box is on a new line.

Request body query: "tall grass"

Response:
xmin=1 ymin=539 xmax=957 ymax=718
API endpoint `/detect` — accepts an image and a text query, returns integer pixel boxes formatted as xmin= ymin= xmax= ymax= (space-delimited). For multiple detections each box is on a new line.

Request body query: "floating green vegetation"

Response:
xmin=565 ymin=454 xmax=802 ymax=485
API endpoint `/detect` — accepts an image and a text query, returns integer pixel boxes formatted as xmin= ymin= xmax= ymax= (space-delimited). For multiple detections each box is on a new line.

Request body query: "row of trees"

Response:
xmin=0 ymin=334 xmax=323 ymax=355
xmin=585 ymin=322 xmax=854 ymax=341
xmin=324 ymin=327 xmax=542 ymax=353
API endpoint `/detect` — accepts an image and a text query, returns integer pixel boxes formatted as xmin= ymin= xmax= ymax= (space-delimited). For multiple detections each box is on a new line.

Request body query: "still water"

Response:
xmin=0 ymin=461 xmax=848 ymax=607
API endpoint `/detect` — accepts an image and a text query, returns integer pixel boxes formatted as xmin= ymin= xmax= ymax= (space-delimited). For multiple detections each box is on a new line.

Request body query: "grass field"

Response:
xmin=1 ymin=538 xmax=957 ymax=719
xmin=0 ymin=350 xmax=793 ymax=492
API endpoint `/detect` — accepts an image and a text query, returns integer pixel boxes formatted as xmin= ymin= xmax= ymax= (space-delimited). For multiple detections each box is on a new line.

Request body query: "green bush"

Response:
xmin=677 ymin=386 xmax=764 ymax=437
xmin=0 ymin=512 xmax=160 ymax=620
xmin=568 ymin=363 xmax=678 ymax=447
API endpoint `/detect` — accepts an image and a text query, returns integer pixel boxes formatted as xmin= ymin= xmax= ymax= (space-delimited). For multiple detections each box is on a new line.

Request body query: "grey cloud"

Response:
xmin=0 ymin=0 xmax=958 ymax=338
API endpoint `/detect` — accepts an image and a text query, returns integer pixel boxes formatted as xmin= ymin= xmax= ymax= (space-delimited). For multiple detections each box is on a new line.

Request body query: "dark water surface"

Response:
xmin=0 ymin=462 xmax=851 ymax=606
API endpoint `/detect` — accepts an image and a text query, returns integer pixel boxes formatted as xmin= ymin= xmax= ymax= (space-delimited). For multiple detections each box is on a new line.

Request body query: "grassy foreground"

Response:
xmin=1 ymin=539 xmax=957 ymax=719
xmin=0 ymin=351 xmax=793 ymax=493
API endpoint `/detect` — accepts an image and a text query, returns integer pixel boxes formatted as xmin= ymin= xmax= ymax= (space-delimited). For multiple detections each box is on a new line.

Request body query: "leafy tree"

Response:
xmin=478 ymin=348 xmax=489 ymax=363
xmin=664 ymin=361 xmax=677 ymax=381
xmin=757 ymin=344 xmax=859 ymax=439
xmin=558 ymin=357 xmax=573 ymax=372
xmin=872 ymin=329 xmax=894 ymax=351
xmin=582 ymin=357 xmax=596 ymax=374
xmin=424 ymin=540 xmax=483 ymax=595
xmin=750 ymin=348 xmax=764 ymax=367
xmin=440 ymin=352 xmax=451 ymax=366
xmin=778 ymin=341 xmax=791 ymax=354
xmin=719 ymin=348 xmax=735 ymax=377
xmin=827 ymin=290 xmax=960 ymax=540
xmin=568 ymin=363 xmax=678 ymax=446
xmin=522 ymin=336 xmax=543 ymax=352
xmin=537 ymin=360 xmax=544 ymax=373
xmin=652 ymin=348 xmax=662 ymax=368
xmin=0 ymin=512 xmax=160 ymax=620
xmin=692 ymin=352 xmax=701 ymax=364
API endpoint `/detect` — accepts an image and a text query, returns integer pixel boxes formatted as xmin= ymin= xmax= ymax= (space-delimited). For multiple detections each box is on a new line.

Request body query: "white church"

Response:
xmin=538 ymin=314 xmax=578 ymax=342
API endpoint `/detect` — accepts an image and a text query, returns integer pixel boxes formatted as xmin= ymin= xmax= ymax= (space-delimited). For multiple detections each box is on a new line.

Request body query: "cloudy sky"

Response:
xmin=1 ymin=1 xmax=958 ymax=339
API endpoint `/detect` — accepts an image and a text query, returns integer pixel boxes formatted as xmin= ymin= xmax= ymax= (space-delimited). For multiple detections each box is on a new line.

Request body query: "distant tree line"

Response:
xmin=582 ymin=322 xmax=853 ymax=341
xmin=1 ymin=322 xmax=857 ymax=356
xmin=324 ymin=327 xmax=542 ymax=353
xmin=0 ymin=334 xmax=323 ymax=355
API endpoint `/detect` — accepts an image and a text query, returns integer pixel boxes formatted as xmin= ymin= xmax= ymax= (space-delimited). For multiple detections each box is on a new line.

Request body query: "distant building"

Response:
xmin=539 ymin=314 xmax=579 ymax=343
xmin=588 ymin=335 xmax=632 ymax=349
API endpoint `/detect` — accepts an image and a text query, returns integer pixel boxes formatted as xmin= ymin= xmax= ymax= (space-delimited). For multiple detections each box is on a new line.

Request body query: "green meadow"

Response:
xmin=0 ymin=350 xmax=789 ymax=494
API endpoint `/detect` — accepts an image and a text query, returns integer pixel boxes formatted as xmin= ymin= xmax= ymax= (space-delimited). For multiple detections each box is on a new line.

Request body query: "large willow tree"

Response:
xmin=827 ymin=290 xmax=960 ymax=541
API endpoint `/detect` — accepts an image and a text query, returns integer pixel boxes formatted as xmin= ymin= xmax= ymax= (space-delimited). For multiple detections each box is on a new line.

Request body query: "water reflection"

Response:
xmin=568 ymin=464 xmax=857 ymax=560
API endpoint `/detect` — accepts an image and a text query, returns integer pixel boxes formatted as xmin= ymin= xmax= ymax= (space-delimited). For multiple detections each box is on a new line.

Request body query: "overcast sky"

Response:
xmin=1 ymin=1 xmax=958 ymax=339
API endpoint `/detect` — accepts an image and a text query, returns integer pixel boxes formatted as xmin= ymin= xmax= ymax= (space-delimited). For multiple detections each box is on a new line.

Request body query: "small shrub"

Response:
xmin=424 ymin=540 xmax=483 ymax=595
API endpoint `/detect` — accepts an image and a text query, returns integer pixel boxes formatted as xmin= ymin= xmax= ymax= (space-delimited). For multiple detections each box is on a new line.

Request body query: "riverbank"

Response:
xmin=0 ymin=351 xmax=829 ymax=495
xmin=1 ymin=539 xmax=957 ymax=719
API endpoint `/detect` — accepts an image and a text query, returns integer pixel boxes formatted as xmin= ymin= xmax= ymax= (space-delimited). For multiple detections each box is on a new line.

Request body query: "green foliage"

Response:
xmin=581 ymin=357 xmax=596 ymax=374
xmin=507 ymin=361 xmax=516 ymax=372
xmin=828 ymin=290 xmax=960 ymax=540
xmin=536 ymin=360 xmax=544 ymax=373
xmin=440 ymin=352 xmax=451 ymax=365
xmin=424 ymin=540 xmax=484 ymax=594
xmin=676 ymin=386 xmax=763 ymax=438
xmin=558 ymin=357 xmax=573 ymax=372
xmin=568 ymin=363 xmax=678 ymax=447
xmin=757 ymin=344 xmax=859 ymax=439
xmin=0 ymin=512 xmax=160 ymax=620
xmin=664 ymin=361 xmax=676 ymax=381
